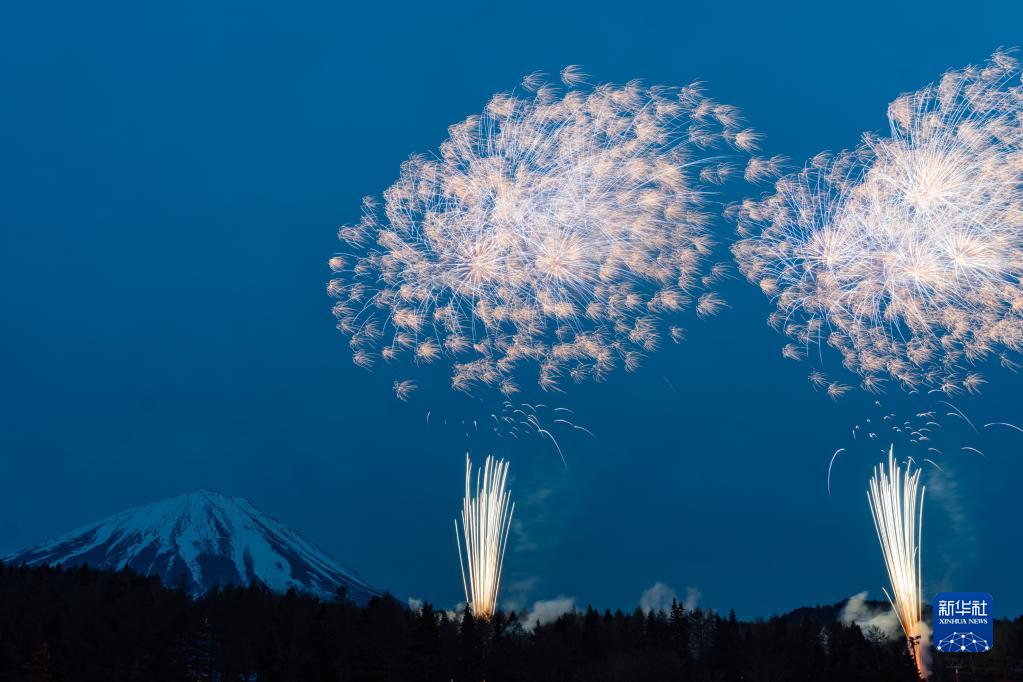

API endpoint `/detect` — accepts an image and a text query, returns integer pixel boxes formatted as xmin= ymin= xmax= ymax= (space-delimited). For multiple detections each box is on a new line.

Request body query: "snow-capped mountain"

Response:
xmin=3 ymin=490 xmax=381 ymax=603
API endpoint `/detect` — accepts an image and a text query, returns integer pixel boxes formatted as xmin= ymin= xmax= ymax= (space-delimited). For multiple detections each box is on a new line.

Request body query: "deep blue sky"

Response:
xmin=2 ymin=0 xmax=1022 ymax=618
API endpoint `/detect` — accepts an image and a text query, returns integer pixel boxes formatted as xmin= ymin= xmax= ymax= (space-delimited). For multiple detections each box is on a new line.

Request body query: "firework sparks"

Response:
xmin=426 ymin=401 xmax=594 ymax=462
xmin=984 ymin=421 xmax=1023 ymax=434
xmin=732 ymin=51 xmax=1023 ymax=396
xmin=827 ymin=397 xmax=988 ymax=493
xmin=331 ymin=68 xmax=766 ymax=396
xmin=455 ymin=455 xmax=515 ymax=620
xmin=827 ymin=448 xmax=845 ymax=496
xmin=867 ymin=446 xmax=928 ymax=678
xmin=393 ymin=380 xmax=417 ymax=401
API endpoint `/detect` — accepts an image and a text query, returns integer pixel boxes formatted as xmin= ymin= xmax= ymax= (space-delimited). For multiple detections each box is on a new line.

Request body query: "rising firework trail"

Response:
xmin=455 ymin=455 xmax=515 ymax=620
xmin=867 ymin=446 xmax=928 ymax=678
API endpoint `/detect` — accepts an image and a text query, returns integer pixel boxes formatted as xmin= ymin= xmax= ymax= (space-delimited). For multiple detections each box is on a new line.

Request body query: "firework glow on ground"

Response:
xmin=867 ymin=446 xmax=929 ymax=678
xmin=732 ymin=52 xmax=1023 ymax=398
xmin=331 ymin=67 xmax=774 ymax=397
xmin=455 ymin=455 xmax=515 ymax=620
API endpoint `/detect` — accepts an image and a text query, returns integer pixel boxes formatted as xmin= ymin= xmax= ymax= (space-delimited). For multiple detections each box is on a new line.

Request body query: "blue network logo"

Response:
xmin=934 ymin=592 xmax=993 ymax=653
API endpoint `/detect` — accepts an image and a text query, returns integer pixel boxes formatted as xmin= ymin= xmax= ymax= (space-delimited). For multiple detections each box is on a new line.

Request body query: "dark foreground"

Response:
xmin=1 ymin=562 xmax=1020 ymax=681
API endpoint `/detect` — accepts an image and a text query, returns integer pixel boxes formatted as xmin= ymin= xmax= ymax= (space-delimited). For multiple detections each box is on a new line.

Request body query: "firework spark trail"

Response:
xmin=828 ymin=398 xmax=989 ymax=494
xmin=984 ymin=421 xmax=1023 ymax=433
xmin=331 ymin=68 xmax=769 ymax=397
xmin=732 ymin=51 xmax=1023 ymax=397
xmin=867 ymin=446 xmax=928 ymax=678
xmin=424 ymin=400 xmax=595 ymax=464
xmin=827 ymin=448 xmax=845 ymax=496
xmin=455 ymin=455 xmax=515 ymax=620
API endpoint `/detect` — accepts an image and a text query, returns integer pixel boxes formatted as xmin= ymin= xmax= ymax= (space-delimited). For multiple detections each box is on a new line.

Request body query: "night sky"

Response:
xmin=2 ymin=0 xmax=1021 ymax=619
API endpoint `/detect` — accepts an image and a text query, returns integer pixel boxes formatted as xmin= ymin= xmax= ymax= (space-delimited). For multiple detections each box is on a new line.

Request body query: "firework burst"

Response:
xmin=732 ymin=51 xmax=1023 ymax=396
xmin=455 ymin=454 xmax=515 ymax=620
xmin=331 ymin=68 xmax=767 ymax=396
xmin=867 ymin=446 xmax=928 ymax=678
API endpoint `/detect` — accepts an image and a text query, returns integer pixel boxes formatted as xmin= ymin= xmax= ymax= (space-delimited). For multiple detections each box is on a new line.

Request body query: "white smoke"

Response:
xmin=841 ymin=592 xmax=932 ymax=674
xmin=640 ymin=582 xmax=701 ymax=614
xmin=501 ymin=576 xmax=539 ymax=612
xmin=919 ymin=621 xmax=933 ymax=674
xmin=640 ymin=582 xmax=677 ymax=613
xmin=683 ymin=586 xmax=702 ymax=612
xmin=839 ymin=591 xmax=901 ymax=639
xmin=523 ymin=597 xmax=575 ymax=631
xmin=444 ymin=601 xmax=467 ymax=623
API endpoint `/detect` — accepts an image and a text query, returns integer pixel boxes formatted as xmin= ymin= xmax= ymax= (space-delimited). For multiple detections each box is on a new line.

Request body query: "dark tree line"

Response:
xmin=1 ymin=561 xmax=1020 ymax=681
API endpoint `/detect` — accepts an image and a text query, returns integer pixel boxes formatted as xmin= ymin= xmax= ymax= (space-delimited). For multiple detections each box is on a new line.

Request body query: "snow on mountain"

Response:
xmin=2 ymin=490 xmax=382 ymax=603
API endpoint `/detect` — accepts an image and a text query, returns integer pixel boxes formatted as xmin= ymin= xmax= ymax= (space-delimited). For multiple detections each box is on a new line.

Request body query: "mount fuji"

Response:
xmin=3 ymin=490 xmax=381 ymax=603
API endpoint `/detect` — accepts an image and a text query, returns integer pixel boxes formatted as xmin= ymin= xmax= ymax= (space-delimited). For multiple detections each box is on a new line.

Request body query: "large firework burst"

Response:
xmin=331 ymin=67 xmax=767 ymax=396
xmin=867 ymin=446 xmax=928 ymax=678
xmin=732 ymin=51 xmax=1023 ymax=396
xmin=455 ymin=454 xmax=514 ymax=620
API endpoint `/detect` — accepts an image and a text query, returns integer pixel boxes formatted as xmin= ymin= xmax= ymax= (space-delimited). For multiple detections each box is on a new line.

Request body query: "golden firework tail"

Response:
xmin=455 ymin=455 xmax=515 ymax=620
xmin=867 ymin=445 xmax=927 ymax=678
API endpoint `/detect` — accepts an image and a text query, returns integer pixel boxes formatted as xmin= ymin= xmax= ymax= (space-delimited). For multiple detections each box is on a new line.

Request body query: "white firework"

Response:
xmin=331 ymin=68 xmax=766 ymax=396
xmin=732 ymin=51 xmax=1023 ymax=395
xmin=455 ymin=454 xmax=515 ymax=620
xmin=867 ymin=446 xmax=928 ymax=679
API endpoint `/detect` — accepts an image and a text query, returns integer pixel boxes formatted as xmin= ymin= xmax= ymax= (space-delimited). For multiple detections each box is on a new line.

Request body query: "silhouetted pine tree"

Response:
xmin=459 ymin=607 xmax=485 ymax=681
xmin=184 ymin=616 xmax=216 ymax=682
xmin=643 ymin=609 xmax=670 ymax=650
xmin=669 ymin=598 xmax=690 ymax=664
xmin=406 ymin=602 xmax=442 ymax=681
xmin=24 ymin=641 xmax=51 ymax=682
xmin=688 ymin=607 xmax=717 ymax=661
xmin=581 ymin=606 xmax=603 ymax=663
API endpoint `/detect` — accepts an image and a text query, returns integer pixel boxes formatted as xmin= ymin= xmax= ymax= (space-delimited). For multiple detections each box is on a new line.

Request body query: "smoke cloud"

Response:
xmin=523 ymin=597 xmax=575 ymax=631
xmin=683 ymin=586 xmax=702 ymax=612
xmin=640 ymin=582 xmax=701 ymax=614
xmin=840 ymin=592 xmax=933 ymax=672
xmin=839 ymin=592 xmax=901 ymax=639
xmin=640 ymin=582 xmax=677 ymax=613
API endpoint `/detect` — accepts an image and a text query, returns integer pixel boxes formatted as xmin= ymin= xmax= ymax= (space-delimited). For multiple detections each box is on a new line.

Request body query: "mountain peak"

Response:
xmin=3 ymin=491 xmax=381 ymax=603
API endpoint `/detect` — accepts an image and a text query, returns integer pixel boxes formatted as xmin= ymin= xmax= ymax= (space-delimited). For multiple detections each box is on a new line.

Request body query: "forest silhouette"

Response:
xmin=1 ymin=561 xmax=1020 ymax=681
